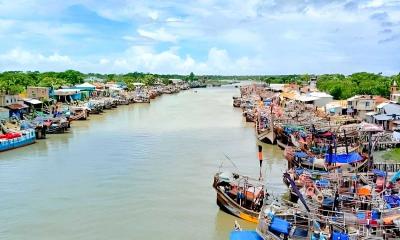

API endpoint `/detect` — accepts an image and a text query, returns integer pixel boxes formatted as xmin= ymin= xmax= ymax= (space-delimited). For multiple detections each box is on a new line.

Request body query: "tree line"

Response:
xmin=1 ymin=70 xmax=399 ymax=100
xmin=0 ymin=70 xmax=205 ymax=94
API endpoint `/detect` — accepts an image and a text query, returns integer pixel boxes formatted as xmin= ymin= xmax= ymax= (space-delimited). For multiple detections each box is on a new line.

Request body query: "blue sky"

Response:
xmin=0 ymin=0 xmax=399 ymax=75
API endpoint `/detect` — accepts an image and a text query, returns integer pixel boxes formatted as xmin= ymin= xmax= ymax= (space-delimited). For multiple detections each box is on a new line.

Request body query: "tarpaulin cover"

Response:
xmin=230 ymin=231 xmax=262 ymax=240
xmin=373 ymin=169 xmax=386 ymax=177
xmin=322 ymin=197 xmax=334 ymax=207
xmin=384 ymin=195 xmax=400 ymax=208
xmin=325 ymin=152 xmax=362 ymax=164
xmin=332 ymin=231 xmax=349 ymax=240
xmin=391 ymin=170 xmax=400 ymax=182
xmin=294 ymin=151 xmax=308 ymax=158
xmin=269 ymin=217 xmax=290 ymax=235
xmin=316 ymin=179 xmax=330 ymax=188
xmin=372 ymin=210 xmax=380 ymax=220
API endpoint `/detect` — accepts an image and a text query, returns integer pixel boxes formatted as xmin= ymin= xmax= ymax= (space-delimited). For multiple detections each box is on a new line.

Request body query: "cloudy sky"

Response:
xmin=0 ymin=0 xmax=399 ymax=75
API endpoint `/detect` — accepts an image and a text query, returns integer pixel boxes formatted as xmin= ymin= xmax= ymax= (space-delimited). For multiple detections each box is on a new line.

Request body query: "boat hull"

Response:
xmin=0 ymin=132 xmax=36 ymax=152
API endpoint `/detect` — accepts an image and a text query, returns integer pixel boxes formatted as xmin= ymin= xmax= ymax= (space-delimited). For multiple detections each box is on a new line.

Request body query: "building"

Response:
xmin=325 ymin=100 xmax=347 ymax=115
xmin=373 ymin=103 xmax=400 ymax=130
xmin=6 ymin=103 xmax=29 ymax=119
xmin=0 ymin=94 xmax=19 ymax=107
xmin=294 ymin=92 xmax=333 ymax=107
xmin=26 ymin=87 xmax=50 ymax=100
xmin=347 ymin=95 xmax=376 ymax=119
xmin=309 ymin=92 xmax=333 ymax=107
xmin=390 ymin=80 xmax=400 ymax=103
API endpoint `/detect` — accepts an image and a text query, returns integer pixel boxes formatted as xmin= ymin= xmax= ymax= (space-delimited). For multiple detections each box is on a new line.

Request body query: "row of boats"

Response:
xmin=216 ymin=84 xmax=400 ymax=239
xmin=0 ymin=84 xmax=189 ymax=152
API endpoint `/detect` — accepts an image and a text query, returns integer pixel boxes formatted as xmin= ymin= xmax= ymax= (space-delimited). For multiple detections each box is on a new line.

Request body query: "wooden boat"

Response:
xmin=69 ymin=106 xmax=89 ymax=120
xmin=213 ymin=171 xmax=267 ymax=223
xmin=45 ymin=117 xmax=70 ymax=134
xmin=276 ymin=139 xmax=287 ymax=150
xmin=133 ymin=96 xmax=150 ymax=103
xmin=232 ymin=96 xmax=241 ymax=108
xmin=284 ymin=146 xmax=369 ymax=172
xmin=0 ymin=128 xmax=36 ymax=152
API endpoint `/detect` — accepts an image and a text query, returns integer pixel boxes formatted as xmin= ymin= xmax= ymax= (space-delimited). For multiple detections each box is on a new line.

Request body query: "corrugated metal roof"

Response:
xmin=382 ymin=103 xmax=400 ymax=115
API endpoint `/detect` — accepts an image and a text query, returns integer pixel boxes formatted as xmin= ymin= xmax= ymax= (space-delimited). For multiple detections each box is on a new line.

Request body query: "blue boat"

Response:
xmin=0 ymin=129 xmax=36 ymax=152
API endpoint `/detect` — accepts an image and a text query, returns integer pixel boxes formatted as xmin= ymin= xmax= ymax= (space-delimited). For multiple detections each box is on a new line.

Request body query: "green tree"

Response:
xmin=107 ymin=74 xmax=116 ymax=82
xmin=39 ymin=77 xmax=67 ymax=89
xmin=186 ymin=72 xmax=197 ymax=82
xmin=330 ymin=86 xmax=343 ymax=100
xmin=0 ymin=73 xmax=24 ymax=94
xmin=57 ymin=70 xmax=84 ymax=85
xmin=142 ymin=74 xmax=156 ymax=86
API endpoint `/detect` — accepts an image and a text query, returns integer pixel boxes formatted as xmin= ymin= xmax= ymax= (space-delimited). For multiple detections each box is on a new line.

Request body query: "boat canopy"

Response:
xmin=325 ymin=152 xmax=362 ymax=164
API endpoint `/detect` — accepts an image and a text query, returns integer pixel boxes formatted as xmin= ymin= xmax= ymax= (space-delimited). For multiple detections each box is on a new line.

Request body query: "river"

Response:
xmin=0 ymin=86 xmax=287 ymax=240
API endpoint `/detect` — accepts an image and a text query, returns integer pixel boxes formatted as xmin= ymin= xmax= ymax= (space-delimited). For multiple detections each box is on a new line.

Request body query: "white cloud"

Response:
xmin=0 ymin=0 xmax=399 ymax=74
xmin=148 ymin=10 xmax=159 ymax=20
xmin=0 ymin=48 xmax=74 ymax=71
xmin=105 ymin=45 xmax=267 ymax=75
xmin=137 ymin=28 xmax=177 ymax=42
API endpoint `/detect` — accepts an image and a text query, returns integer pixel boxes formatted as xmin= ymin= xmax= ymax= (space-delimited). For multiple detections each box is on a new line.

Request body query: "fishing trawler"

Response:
xmin=213 ymin=171 xmax=267 ymax=223
xmin=213 ymin=147 xmax=268 ymax=223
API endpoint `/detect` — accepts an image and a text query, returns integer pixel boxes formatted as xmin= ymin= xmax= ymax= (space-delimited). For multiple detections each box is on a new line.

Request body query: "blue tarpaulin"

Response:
xmin=384 ymin=195 xmax=400 ymax=208
xmin=269 ymin=217 xmax=290 ymax=235
xmin=332 ymin=231 xmax=349 ymax=240
xmin=325 ymin=152 xmax=362 ymax=164
xmin=373 ymin=169 xmax=386 ymax=177
xmin=316 ymin=179 xmax=330 ymax=188
xmin=230 ymin=231 xmax=262 ymax=240
xmin=295 ymin=151 xmax=309 ymax=158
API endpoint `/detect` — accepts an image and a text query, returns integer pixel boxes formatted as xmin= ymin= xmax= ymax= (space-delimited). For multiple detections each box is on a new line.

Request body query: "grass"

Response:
xmin=382 ymin=148 xmax=400 ymax=162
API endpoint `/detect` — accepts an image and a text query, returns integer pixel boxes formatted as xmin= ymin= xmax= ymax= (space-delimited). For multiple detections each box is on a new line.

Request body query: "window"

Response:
xmin=366 ymin=102 xmax=370 ymax=107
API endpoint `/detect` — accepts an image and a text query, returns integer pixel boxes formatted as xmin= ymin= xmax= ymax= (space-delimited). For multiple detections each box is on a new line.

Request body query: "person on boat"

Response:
xmin=236 ymin=188 xmax=245 ymax=206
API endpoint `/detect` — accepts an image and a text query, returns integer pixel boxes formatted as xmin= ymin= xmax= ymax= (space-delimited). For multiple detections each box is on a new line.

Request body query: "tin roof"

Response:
xmin=6 ymin=103 xmax=28 ymax=110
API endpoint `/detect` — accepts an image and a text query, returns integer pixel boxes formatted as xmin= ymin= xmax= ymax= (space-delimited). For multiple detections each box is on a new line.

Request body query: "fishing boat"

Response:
xmin=0 ymin=128 xmax=36 ymax=152
xmin=45 ymin=117 xmax=70 ymax=134
xmin=233 ymin=96 xmax=241 ymax=108
xmin=256 ymin=115 xmax=275 ymax=144
xmin=133 ymin=95 xmax=150 ymax=103
xmin=69 ymin=106 xmax=89 ymax=120
xmin=284 ymin=147 xmax=369 ymax=172
xmin=213 ymin=171 xmax=267 ymax=223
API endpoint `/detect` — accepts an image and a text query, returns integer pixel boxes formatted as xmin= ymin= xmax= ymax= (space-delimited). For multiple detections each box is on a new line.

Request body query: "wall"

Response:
xmin=0 ymin=95 xmax=19 ymax=107
xmin=27 ymin=87 xmax=49 ymax=100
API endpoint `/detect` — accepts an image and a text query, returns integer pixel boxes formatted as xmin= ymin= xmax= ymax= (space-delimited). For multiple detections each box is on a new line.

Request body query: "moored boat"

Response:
xmin=0 ymin=128 xmax=36 ymax=152
xmin=213 ymin=171 xmax=267 ymax=223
